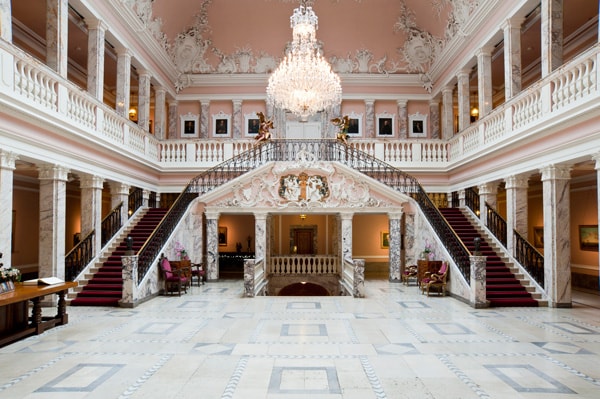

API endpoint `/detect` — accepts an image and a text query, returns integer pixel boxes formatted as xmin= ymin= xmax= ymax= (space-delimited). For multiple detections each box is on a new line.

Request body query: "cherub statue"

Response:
xmin=255 ymin=112 xmax=274 ymax=144
xmin=331 ymin=115 xmax=350 ymax=144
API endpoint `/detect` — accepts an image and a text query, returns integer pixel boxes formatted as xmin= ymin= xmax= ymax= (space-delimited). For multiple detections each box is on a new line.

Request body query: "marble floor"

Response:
xmin=1 ymin=280 xmax=599 ymax=399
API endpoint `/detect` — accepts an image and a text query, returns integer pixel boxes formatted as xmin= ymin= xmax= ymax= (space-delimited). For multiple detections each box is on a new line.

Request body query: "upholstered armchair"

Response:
xmin=159 ymin=255 xmax=190 ymax=296
xmin=191 ymin=262 xmax=205 ymax=286
xmin=401 ymin=265 xmax=418 ymax=286
xmin=420 ymin=262 xmax=448 ymax=296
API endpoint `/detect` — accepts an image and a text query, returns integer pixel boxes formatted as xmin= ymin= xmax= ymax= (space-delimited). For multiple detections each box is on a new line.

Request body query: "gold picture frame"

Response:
xmin=380 ymin=231 xmax=389 ymax=249
xmin=579 ymin=225 xmax=599 ymax=251
xmin=218 ymin=226 xmax=227 ymax=246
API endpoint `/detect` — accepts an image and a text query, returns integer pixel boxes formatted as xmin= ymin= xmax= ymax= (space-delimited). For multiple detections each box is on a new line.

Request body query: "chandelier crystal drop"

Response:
xmin=267 ymin=0 xmax=342 ymax=121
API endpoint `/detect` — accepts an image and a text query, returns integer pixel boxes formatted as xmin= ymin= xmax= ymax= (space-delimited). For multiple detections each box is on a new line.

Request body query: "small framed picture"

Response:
xmin=212 ymin=111 xmax=231 ymax=137
xmin=346 ymin=112 xmax=362 ymax=136
xmin=180 ymin=112 xmax=199 ymax=138
xmin=245 ymin=113 xmax=260 ymax=136
xmin=579 ymin=225 xmax=598 ymax=251
xmin=533 ymin=226 xmax=544 ymax=248
xmin=376 ymin=113 xmax=395 ymax=137
xmin=409 ymin=112 xmax=428 ymax=138
xmin=218 ymin=226 xmax=228 ymax=246
xmin=380 ymin=231 xmax=390 ymax=249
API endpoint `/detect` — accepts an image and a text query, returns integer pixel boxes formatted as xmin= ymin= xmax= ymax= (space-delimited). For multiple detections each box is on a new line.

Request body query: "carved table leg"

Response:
xmin=30 ymin=297 xmax=43 ymax=334
xmin=57 ymin=290 xmax=68 ymax=324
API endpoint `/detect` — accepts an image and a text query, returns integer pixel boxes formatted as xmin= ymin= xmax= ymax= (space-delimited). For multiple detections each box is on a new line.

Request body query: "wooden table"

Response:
xmin=417 ymin=260 xmax=442 ymax=287
xmin=170 ymin=260 xmax=191 ymax=279
xmin=0 ymin=281 xmax=77 ymax=348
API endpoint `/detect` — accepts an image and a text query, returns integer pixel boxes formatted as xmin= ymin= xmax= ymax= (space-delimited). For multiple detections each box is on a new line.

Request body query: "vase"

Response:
xmin=0 ymin=280 xmax=15 ymax=294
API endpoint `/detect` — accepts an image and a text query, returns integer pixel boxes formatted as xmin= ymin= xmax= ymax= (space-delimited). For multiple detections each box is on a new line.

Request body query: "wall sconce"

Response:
xmin=300 ymin=214 xmax=307 ymax=220
xmin=128 ymin=107 xmax=137 ymax=120
xmin=470 ymin=106 xmax=479 ymax=117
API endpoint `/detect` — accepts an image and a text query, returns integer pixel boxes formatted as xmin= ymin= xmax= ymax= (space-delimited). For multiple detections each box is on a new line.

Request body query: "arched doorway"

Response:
xmin=278 ymin=282 xmax=330 ymax=296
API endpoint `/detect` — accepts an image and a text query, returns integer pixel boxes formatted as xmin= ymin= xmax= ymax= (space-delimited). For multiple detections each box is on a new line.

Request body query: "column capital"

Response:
xmin=442 ymin=85 xmax=454 ymax=95
xmin=540 ymin=164 xmax=571 ymax=181
xmin=505 ymin=174 xmax=529 ymax=189
xmin=429 ymin=99 xmax=440 ymax=106
xmin=475 ymin=46 xmax=494 ymax=58
xmin=501 ymin=16 xmax=524 ymax=31
xmin=205 ymin=210 xmax=220 ymax=220
xmin=138 ymin=69 xmax=151 ymax=78
xmin=115 ymin=47 xmax=131 ymax=57
xmin=339 ymin=212 xmax=354 ymax=221
xmin=168 ymin=99 xmax=178 ymax=106
xmin=387 ymin=209 xmax=404 ymax=220
xmin=253 ymin=212 xmax=269 ymax=221
xmin=396 ymin=99 xmax=407 ymax=107
xmin=457 ymin=69 xmax=470 ymax=79
xmin=0 ymin=150 xmax=18 ymax=170
xmin=109 ymin=181 xmax=130 ymax=195
xmin=38 ymin=165 xmax=70 ymax=181
xmin=592 ymin=152 xmax=600 ymax=169
xmin=232 ymin=99 xmax=243 ymax=107
xmin=201 ymin=100 xmax=210 ymax=106
xmin=86 ymin=18 xmax=108 ymax=32
xmin=80 ymin=175 xmax=105 ymax=190
xmin=364 ymin=99 xmax=375 ymax=106
xmin=478 ymin=182 xmax=498 ymax=195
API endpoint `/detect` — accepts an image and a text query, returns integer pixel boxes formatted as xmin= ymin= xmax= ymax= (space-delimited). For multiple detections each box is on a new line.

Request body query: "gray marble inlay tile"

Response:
xmin=544 ymin=322 xmax=599 ymax=334
xmin=106 ymin=310 xmax=138 ymax=317
xmin=269 ymin=366 xmax=341 ymax=394
xmin=281 ymin=324 xmax=327 ymax=336
xmin=428 ymin=322 xmax=475 ymax=335
xmin=18 ymin=340 xmax=76 ymax=353
xmin=532 ymin=342 xmax=593 ymax=354
xmin=286 ymin=301 xmax=322 ymax=310
xmin=223 ymin=312 xmax=254 ymax=319
xmin=397 ymin=301 xmax=431 ymax=308
xmin=355 ymin=313 xmax=385 ymax=319
xmin=484 ymin=364 xmax=576 ymax=394
xmin=136 ymin=322 xmax=179 ymax=335
xmin=471 ymin=311 xmax=504 ymax=318
xmin=178 ymin=300 xmax=210 ymax=308
xmin=193 ymin=343 xmax=235 ymax=355
xmin=35 ymin=363 xmax=124 ymax=392
xmin=375 ymin=343 xmax=419 ymax=355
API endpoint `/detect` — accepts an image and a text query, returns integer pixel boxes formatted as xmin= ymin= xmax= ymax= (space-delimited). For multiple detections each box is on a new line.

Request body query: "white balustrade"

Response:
xmin=269 ymin=255 xmax=339 ymax=275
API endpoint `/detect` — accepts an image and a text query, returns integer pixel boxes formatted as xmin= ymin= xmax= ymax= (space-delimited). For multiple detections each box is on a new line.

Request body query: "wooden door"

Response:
xmin=294 ymin=229 xmax=314 ymax=254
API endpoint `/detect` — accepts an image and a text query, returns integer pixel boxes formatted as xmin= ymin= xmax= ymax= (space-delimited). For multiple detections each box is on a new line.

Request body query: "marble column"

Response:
xmin=502 ymin=17 xmax=523 ymax=100
xmin=429 ymin=100 xmax=440 ymax=139
xmin=142 ymin=189 xmax=151 ymax=208
xmin=470 ymin=256 xmax=488 ymax=308
xmin=339 ymin=212 xmax=354 ymax=263
xmin=404 ymin=213 xmax=416 ymax=265
xmin=254 ymin=213 xmax=267 ymax=263
xmin=541 ymin=0 xmax=564 ymax=77
xmin=397 ymin=100 xmax=408 ymax=139
xmin=205 ymin=211 xmax=219 ymax=281
xmin=232 ymin=100 xmax=242 ymax=139
xmin=457 ymin=69 xmax=470 ymax=131
xmin=120 ymin=255 xmax=138 ymax=307
xmin=388 ymin=211 xmax=403 ymax=282
xmin=0 ymin=150 xmax=17 ymax=266
xmin=478 ymin=182 xmax=498 ymax=227
xmin=38 ymin=164 xmax=70 ymax=281
xmin=86 ymin=18 xmax=107 ymax=101
xmin=476 ymin=47 xmax=493 ymax=118
xmin=167 ymin=100 xmax=178 ymax=139
xmin=458 ymin=189 xmax=466 ymax=208
xmin=505 ymin=174 xmax=529 ymax=254
xmin=115 ymin=48 xmax=131 ymax=118
xmin=364 ymin=100 xmax=375 ymax=138
xmin=137 ymin=69 xmax=151 ymax=132
xmin=540 ymin=164 xmax=571 ymax=307
xmin=594 ymin=153 xmax=600 ymax=285
xmin=154 ymin=87 xmax=166 ymax=139
xmin=110 ymin=181 xmax=130 ymax=228
xmin=0 ymin=0 xmax=12 ymax=42
xmin=80 ymin=175 xmax=104 ymax=256
xmin=441 ymin=86 xmax=454 ymax=140
xmin=46 ymin=0 xmax=68 ymax=77
xmin=200 ymin=100 xmax=210 ymax=139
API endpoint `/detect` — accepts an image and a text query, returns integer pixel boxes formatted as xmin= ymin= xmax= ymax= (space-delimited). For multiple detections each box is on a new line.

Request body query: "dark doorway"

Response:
xmin=294 ymin=228 xmax=314 ymax=254
xmin=279 ymin=282 xmax=329 ymax=296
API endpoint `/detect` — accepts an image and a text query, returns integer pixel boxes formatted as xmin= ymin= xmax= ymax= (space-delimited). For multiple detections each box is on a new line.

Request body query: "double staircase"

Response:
xmin=439 ymin=208 xmax=541 ymax=307
xmin=70 ymin=208 xmax=168 ymax=306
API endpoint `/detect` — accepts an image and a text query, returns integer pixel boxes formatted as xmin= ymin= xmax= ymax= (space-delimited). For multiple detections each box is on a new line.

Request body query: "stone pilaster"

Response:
xmin=478 ymin=182 xmax=498 ymax=227
xmin=120 ymin=255 xmax=138 ymax=307
xmin=46 ymin=0 xmax=68 ymax=77
xmin=442 ymin=86 xmax=454 ymax=140
xmin=364 ymin=100 xmax=375 ymax=138
xmin=232 ymin=100 xmax=242 ymax=139
xmin=388 ymin=211 xmax=403 ymax=282
xmin=397 ymin=100 xmax=408 ymax=139
xmin=541 ymin=0 xmax=564 ymax=77
xmin=476 ymin=47 xmax=493 ymax=118
xmin=353 ymin=258 xmax=365 ymax=298
xmin=80 ymin=175 xmax=104 ymax=256
xmin=201 ymin=100 xmax=210 ymax=139
xmin=154 ymin=87 xmax=166 ymax=139
xmin=502 ymin=17 xmax=523 ymax=100
xmin=0 ymin=150 xmax=17 ymax=266
xmin=205 ymin=211 xmax=219 ymax=281
xmin=142 ymin=189 xmax=151 ymax=208
xmin=254 ymin=213 xmax=267 ymax=262
xmin=38 ymin=164 xmax=70 ymax=280
xmin=137 ymin=69 xmax=151 ymax=132
xmin=470 ymin=256 xmax=488 ymax=308
xmin=458 ymin=189 xmax=466 ymax=208
xmin=457 ymin=69 xmax=470 ymax=131
xmin=339 ymin=212 xmax=354 ymax=262
xmin=505 ymin=174 xmax=529 ymax=254
xmin=429 ymin=100 xmax=440 ymax=139
xmin=86 ymin=18 xmax=107 ymax=101
xmin=540 ymin=164 xmax=571 ymax=307
xmin=167 ymin=100 xmax=178 ymax=139
xmin=115 ymin=48 xmax=131 ymax=118
xmin=404 ymin=213 xmax=416 ymax=266
xmin=0 ymin=0 xmax=12 ymax=42
xmin=110 ymin=181 xmax=130 ymax=227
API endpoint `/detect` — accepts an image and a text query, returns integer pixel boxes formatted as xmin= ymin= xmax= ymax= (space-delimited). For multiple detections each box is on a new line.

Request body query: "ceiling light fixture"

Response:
xmin=266 ymin=0 xmax=342 ymax=122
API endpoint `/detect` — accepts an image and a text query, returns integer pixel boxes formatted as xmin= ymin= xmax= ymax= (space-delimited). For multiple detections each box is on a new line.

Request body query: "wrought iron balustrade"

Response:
xmin=514 ymin=230 xmax=544 ymax=288
xmin=101 ymin=202 xmax=122 ymax=248
xmin=65 ymin=230 xmax=94 ymax=281
xmin=486 ymin=203 xmax=507 ymax=247
xmin=465 ymin=187 xmax=479 ymax=216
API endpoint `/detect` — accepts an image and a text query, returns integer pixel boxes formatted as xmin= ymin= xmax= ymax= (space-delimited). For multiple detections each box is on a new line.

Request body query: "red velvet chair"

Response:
xmin=191 ymin=262 xmax=205 ymax=286
xmin=159 ymin=255 xmax=189 ymax=296
xmin=401 ymin=265 xmax=418 ymax=286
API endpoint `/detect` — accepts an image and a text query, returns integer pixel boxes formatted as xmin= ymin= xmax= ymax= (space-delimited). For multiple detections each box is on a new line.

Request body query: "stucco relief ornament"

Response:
xmin=355 ymin=49 xmax=373 ymax=73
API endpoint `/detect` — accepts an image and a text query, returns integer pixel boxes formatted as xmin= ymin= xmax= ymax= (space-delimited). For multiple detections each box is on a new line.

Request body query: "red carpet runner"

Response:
xmin=439 ymin=208 xmax=538 ymax=307
xmin=71 ymin=208 xmax=168 ymax=306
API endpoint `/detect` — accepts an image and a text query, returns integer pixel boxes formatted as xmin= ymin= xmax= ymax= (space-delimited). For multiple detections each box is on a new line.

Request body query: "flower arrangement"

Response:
xmin=0 ymin=266 xmax=21 ymax=283
xmin=421 ymin=239 xmax=435 ymax=260
xmin=173 ymin=241 xmax=188 ymax=260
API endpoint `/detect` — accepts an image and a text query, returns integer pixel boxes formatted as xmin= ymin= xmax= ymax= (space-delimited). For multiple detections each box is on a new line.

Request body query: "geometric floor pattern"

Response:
xmin=1 ymin=280 xmax=600 ymax=398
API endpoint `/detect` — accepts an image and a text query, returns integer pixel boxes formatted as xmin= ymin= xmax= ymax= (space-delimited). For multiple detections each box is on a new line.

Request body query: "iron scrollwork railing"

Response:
xmin=128 ymin=188 xmax=144 ymax=217
xmin=101 ymin=202 xmax=122 ymax=248
xmin=465 ymin=187 xmax=479 ymax=216
xmin=485 ymin=202 xmax=507 ymax=247
xmin=65 ymin=230 xmax=94 ymax=281
xmin=514 ymin=230 xmax=544 ymax=288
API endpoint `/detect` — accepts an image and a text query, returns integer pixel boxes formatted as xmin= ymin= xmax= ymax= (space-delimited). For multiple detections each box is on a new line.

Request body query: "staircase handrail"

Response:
xmin=101 ymin=202 xmax=122 ymax=248
xmin=465 ymin=187 xmax=479 ymax=215
xmin=65 ymin=229 xmax=95 ymax=281
xmin=485 ymin=202 xmax=507 ymax=246
xmin=514 ymin=230 xmax=545 ymax=288
xmin=128 ymin=188 xmax=144 ymax=217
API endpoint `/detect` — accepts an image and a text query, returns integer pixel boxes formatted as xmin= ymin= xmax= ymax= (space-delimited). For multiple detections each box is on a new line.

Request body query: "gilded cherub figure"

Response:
xmin=255 ymin=111 xmax=274 ymax=144
xmin=331 ymin=115 xmax=350 ymax=144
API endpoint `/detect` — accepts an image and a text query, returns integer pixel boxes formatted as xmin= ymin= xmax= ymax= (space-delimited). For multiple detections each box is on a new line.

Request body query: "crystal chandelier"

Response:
xmin=267 ymin=0 xmax=342 ymax=121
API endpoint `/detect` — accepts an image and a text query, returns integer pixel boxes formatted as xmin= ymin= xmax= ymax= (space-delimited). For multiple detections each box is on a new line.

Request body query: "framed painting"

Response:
xmin=212 ymin=111 xmax=231 ymax=137
xmin=245 ymin=113 xmax=260 ymax=137
xmin=376 ymin=112 xmax=395 ymax=137
xmin=533 ymin=226 xmax=544 ymax=248
xmin=408 ymin=112 xmax=428 ymax=138
xmin=380 ymin=231 xmax=390 ymax=249
xmin=180 ymin=112 xmax=199 ymax=138
xmin=218 ymin=226 xmax=228 ymax=246
xmin=346 ymin=112 xmax=362 ymax=136
xmin=579 ymin=225 xmax=598 ymax=251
